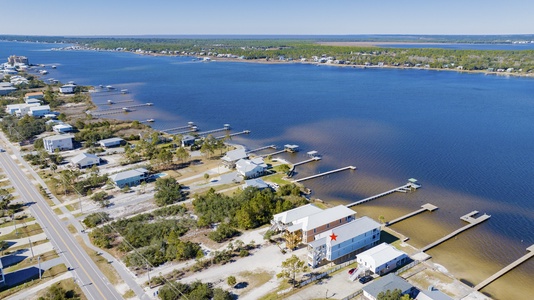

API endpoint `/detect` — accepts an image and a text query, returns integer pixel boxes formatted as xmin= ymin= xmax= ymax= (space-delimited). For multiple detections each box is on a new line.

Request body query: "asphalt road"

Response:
xmin=0 ymin=152 xmax=123 ymax=300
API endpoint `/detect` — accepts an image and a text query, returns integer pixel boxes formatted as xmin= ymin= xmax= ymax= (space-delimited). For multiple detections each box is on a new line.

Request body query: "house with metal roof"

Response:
xmin=71 ymin=153 xmax=100 ymax=169
xmin=287 ymin=205 xmax=357 ymax=243
xmin=28 ymin=105 xmax=50 ymax=117
xmin=43 ymin=134 xmax=74 ymax=153
xmin=357 ymin=243 xmax=409 ymax=276
xmin=271 ymin=204 xmax=324 ymax=231
xmin=362 ymin=274 xmax=418 ymax=300
xmin=98 ymin=137 xmax=125 ymax=148
xmin=308 ymin=216 xmax=381 ymax=267
xmin=59 ymin=84 xmax=76 ymax=94
xmin=235 ymin=157 xmax=266 ymax=179
xmin=53 ymin=123 xmax=74 ymax=133
xmin=221 ymin=148 xmax=248 ymax=168
xmin=24 ymin=91 xmax=44 ymax=103
xmin=243 ymin=178 xmax=270 ymax=190
xmin=181 ymin=135 xmax=196 ymax=147
xmin=110 ymin=168 xmax=149 ymax=188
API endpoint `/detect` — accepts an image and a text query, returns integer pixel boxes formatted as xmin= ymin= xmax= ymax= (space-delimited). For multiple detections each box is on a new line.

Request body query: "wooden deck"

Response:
xmin=293 ymin=166 xmax=356 ymax=183
xmin=421 ymin=211 xmax=491 ymax=252
xmin=386 ymin=203 xmax=438 ymax=226
xmin=474 ymin=245 xmax=534 ymax=291
xmin=346 ymin=181 xmax=421 ymax=208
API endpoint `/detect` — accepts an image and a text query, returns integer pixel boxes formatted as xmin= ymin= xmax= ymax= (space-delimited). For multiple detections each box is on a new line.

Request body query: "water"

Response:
xmin=2 ymin=41 xmax=534 ymax=299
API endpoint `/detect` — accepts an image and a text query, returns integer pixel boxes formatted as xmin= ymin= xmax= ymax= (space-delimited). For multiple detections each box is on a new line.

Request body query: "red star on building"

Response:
xmin=330 ymin=233 xmax=337 ymax=241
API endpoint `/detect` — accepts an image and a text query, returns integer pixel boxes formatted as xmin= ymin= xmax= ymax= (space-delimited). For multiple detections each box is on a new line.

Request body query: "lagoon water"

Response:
xmin=2 ymin=41 xmax=534 ymax=299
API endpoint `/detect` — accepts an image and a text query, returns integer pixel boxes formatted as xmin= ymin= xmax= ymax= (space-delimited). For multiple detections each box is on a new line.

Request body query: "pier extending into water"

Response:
xmin=216 ymin=130 xmax=250 ymax=139
xmin=197 ymin=124 xmax=231 ymax=136
xmin=346 ymin=179 xmax=422 ymax=208
xmin=287 ymin=156 xmax=322 ymax=178
xmin=90 ymin=103 xmax=154 ymax=116
xmin=246 ymin=145 xmax=276 ymax=154
xmin=160 ymin=122 xmax=196 ymax=134
xmin=95 ymin=99 xmax=134 ymax=105
xmin=474 ymin=245 xmax=534 ymax=291
xmin=386 ymin=203 xmax=438 ymax=226
xmin=293 ymin=166 xmax=356 ymax=183
xmin=420 ymin=211 xmax=491 ymax=252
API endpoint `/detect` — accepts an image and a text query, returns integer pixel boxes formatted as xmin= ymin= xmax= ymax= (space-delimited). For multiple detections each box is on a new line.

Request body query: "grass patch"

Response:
xmin=65 ymin=204 xmax=77 ymax=212
xmin=263 ymin=173 xmax=292 ymax=186
xmin=0 ymin=216 xmax=35 ymax=228
xmin=67 ymin=224 xmax=77 ymax=234
xmin=4 ymin=249 xmax=59 ymax=272
xmin=258 ymin=281 xmax=292 ymax=300
xmin=238 ymin=270 xmax=273 ymax=291
xmin=36 ymin=278 xmax=87 ymax=300
xmin=75 ymin=236 xmax=122 ymax=285
xmin=53 ymin=207 xmax=63 ymax=215
xmin=0 ymin=223 xmax=43 ymax=240
xmin=123 ymin=289 xmax=136 ymax=298
xmin=0 ymin=263 xmax=68 ymax=299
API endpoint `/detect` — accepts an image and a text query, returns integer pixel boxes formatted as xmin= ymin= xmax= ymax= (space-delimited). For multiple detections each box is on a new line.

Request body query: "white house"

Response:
xmin=357 ymin=243 xmax=409 ymax=276
xmin=59 ymin=84 xmax=76 ymax=94
xmin=110 ymin=168 xmax=149 ymax=188
xmin=307 ymin=216 xmax=381 ymax=267
xmin=271 ymin=204 xmax=324 ymax=231
xmin=43 ymin=134 xmax=74 ymax=153
xmin=243 ymin=178 xmax=270 ymax=190
xmin=5 ymin=103 xmax=40 ymax=116
xmin=71 ymin=153 xmax=100 ymax=168
xmin=0 ymin=82 xmax=16 ymax=95
xmin=98 ymin=137 xmax=125 ymax=148
xmin=28 ymin=105 xmax=51 ymax=117
xmin=221 ymin=148 xmax=248 ymax=168
xmin=235 ymin=157 xmax=266 ymax=179
xmin=53 ymin=124 xmax=74 ymax=133
xmin=24 ymin=91 xmax=44 ymax=103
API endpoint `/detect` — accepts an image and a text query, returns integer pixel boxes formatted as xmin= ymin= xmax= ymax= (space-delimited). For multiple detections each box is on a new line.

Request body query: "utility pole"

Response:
xmin=38 ymin=255 xmax=42 ymax=279
xmin=28 ymin=237 xmax=34 ymax=261
xmin=12 ymin=214 xmax=18 ymax=236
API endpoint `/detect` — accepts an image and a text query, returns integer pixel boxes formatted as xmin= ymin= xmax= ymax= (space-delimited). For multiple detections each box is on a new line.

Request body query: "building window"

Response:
xmin=313 ymin=228 xmax=316 ymax=233
xmin=326 ymin=224 xmax=330 ymax=229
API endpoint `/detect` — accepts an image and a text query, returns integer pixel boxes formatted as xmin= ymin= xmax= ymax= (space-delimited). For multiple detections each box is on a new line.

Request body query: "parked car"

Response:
xmin=348 ymin=268 xmax=357 ymax=275
xmin=359 ymin=275 xmax=373 ymax=284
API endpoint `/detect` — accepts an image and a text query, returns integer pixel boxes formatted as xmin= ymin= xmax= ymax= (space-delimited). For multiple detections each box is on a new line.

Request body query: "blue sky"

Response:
xmin=2 ymin=0 xmax=533 ymax=36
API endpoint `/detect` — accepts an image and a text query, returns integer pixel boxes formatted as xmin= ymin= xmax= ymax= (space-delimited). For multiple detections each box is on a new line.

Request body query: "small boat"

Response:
xmin=120 ymin=89 xmax=128 ymax=94
xmin=146 ymin=103 xmax=153 ymax=106
xmin=106 ymin=85 xmax=114 ymax=90
xmin=122 ymin=107 xmax=130 ymax=112
xmin=39 ymin=70 xmax=48 ymax=75
xmin=51 ymin=65 xmax=57 ymax=69
xmin=107 ymin=99 xmax=114 ymax=104
xmin=146 ymin=119 xmax=155 ymax=122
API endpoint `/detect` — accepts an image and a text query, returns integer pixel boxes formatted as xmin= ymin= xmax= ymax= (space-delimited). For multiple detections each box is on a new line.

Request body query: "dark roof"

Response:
xmin=363 ymin=274 xmax=414 ymax=299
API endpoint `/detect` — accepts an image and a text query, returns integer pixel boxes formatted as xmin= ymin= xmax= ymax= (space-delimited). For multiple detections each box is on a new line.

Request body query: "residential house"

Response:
xmin=5 ymin=103 xmax=40 ymax=116
xmin=221 ymin=148 xmax=248 ymax=168
xmin=43 ymin=134 xmax=74 ymax=153
xmin=71 ymin=153 xmax=100 ymax=168
xmin=307 ymin=216 xmax=381 ymax=267
xmin=271 ymin=204 xmax=324 ymax=231
xmin=243 ymin=178 xmax=270 ymax=190
xmin=24 ymin=92 xmax=44 ymax=104
xmin=362 ymin=274 xmax=418 ymax=300
xmin=98 ymin=137 xmax=125 ymax=148
xmin=235 ymin=157 xmax=266 ymax=179
xmin=0 ymin=82 xmax=16 ymax=95
xmin=53 ymin=124 xmax=74 ymax=133
xmin=288 ymin=205 xmax=357 ymax=243
xmin=181 ymin=135 xmax=196 ymax=147
xmin=59 ymin=84 xmax=76 ymax=94
xmin=110 ymin=168 xmax=149 ymax=188
xmin=28 ymin=105 xmax=51 ymax=117
xmin=357 ymin=243 xmax=409 ymax=275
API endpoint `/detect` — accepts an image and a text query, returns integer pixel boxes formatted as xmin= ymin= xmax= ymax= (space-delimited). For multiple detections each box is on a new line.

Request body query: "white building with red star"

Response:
xmin=307 ymin=216 xmax=381 ymax=268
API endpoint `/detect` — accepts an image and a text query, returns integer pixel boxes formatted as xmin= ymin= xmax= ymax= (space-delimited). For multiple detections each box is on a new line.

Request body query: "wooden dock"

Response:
xmin=215 ymin=130 xmax=250 ymax=139
xmin=246 ymin=145 xmax=276 ymax=154
xmin=346 ymin=180 xmax=422 ymax=208
xmin=420 ymin=211 xmax=491 ymax=252
xmin=293 ymin=156 xmax=322 ymax=167
xmin=197 ymin=126 xmax=230 ymax=136
xmin=386 ymin=203 xmax=438 ymax=226
xmin=474 ymin=245 xmax=534 ymax=291
xmin=95 ymin=99 xmax=134 ymax=105
xmin=90 ymin=103 xmax=153 ymax=116
xmin=160 ymin=123 xmax=195 ymax=133
xmin=293 ymin=166 xmax=356 ymax=183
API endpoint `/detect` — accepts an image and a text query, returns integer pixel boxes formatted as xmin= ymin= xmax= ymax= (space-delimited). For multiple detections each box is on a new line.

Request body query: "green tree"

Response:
xmin=277 ymin=254 xmax=309 ymax=286
xmin=0 ymin=240 xmax=8 ymax=255
xmin=175 ymin=146 xmax=189 ymax=165
xmin=377 ymin=289 xmax=412 ymax=300
xmin=154 ymin=177 xmax=184 ymax=206
xmin=227 ymin=275 xmax=236 ymax=287
xmin=278 ymin=164 xmax=290 ymax=174
xmin=203 ymin=173 xmax=210 ymax=182
xmin=37 ymin=283 xmax=80 ymax=300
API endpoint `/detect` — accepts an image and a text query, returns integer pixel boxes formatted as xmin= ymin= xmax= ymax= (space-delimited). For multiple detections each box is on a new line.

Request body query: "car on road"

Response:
xmin=359 ymin=275 xmax=373 ymax=284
